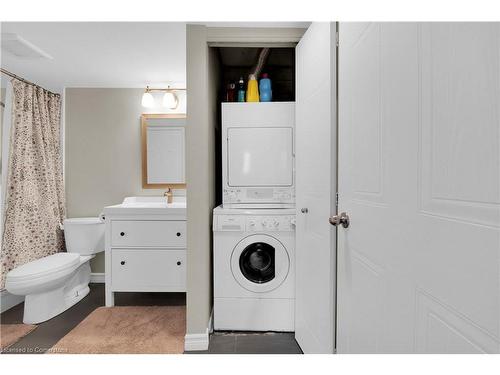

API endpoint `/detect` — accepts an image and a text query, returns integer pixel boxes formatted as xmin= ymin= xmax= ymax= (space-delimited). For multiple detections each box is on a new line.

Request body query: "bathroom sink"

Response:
xmin=121 ymin=196 xmax=185 ymax=207
xmin=103 ymin=196 xmax=186 ymax=216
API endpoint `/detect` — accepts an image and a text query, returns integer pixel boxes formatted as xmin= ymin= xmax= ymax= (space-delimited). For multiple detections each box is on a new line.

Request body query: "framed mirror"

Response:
xmin=141 ymin=113 xmax=186 ymax=189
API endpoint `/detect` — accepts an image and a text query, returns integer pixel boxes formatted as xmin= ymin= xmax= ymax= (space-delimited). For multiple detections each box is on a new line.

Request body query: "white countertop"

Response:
xmin=103 ymin=196 xmax=186 ymax=217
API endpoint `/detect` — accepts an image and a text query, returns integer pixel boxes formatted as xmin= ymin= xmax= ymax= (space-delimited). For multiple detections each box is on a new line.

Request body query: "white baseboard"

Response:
xmin=184 ymin=309 xmax=214 ymax=352
xmin=90 ymin=272 xmax=105 ymax=283
xmin=0 ymin=289 xmax=24 ymax=313
xmin=184 ymin=332 xmax=209 ymax=351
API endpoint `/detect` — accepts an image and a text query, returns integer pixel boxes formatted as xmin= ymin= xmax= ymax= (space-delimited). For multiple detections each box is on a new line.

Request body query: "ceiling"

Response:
xmin=0 ymin=22 xmax=187 ymax=92
xmin=0 ymin=22 xmax=309 ymax=93
xmin=204 ymin=22 xmax=310 ymax=28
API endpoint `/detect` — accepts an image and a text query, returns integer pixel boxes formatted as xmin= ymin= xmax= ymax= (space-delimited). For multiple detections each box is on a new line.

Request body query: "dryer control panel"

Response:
xmin=223 ymin=187 xmax=295 ymax=207
xmin=214 ymin=215 xmax=296 ymax=232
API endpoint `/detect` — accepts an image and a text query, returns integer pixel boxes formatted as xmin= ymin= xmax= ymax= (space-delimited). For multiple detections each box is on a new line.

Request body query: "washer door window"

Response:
xmin=231 ymin=234 xmax=290 ymax=293
xmin=239 ymin=242 xmax=275 ymax=284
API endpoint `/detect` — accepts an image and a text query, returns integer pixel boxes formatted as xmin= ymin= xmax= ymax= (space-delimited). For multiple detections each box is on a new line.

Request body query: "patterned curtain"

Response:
xmin=1 ymin=80 xmax=66 ymax=289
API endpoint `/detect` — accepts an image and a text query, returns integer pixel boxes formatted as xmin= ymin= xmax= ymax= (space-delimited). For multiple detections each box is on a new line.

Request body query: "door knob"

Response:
xmin=329 ymin=212 xmax=350 ymax=228
xmin=301 ymin=208 xmax=308 ymax=214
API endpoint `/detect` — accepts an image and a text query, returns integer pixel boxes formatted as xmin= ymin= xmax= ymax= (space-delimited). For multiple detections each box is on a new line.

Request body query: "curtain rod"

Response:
xmin=0 ymin=68 xmax=60 ymax=96
xmin=146 ymin=87 xmax=187 ymax=92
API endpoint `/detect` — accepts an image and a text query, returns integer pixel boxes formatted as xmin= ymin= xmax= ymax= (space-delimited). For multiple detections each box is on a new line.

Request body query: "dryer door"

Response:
xmin=227 ymin=127 xmax=294 ymax=187
xmin=231 ymin=234 xmax=290 ymax=293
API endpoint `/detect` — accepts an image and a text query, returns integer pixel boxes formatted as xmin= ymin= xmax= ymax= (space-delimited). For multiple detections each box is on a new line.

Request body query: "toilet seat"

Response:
xmin=7 ymin=253 xmax=80 ymax=282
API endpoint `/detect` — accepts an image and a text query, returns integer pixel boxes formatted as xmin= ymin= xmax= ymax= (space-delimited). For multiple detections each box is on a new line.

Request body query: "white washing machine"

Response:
xmin=213 ymin=205 xmax=295 ymax=331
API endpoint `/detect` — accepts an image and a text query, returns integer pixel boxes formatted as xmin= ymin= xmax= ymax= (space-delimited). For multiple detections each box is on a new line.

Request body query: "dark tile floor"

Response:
xmin=1 ymin=284 xmax=302 ymax=354
xmin=188 ymin=332 xmax=302 ymax=354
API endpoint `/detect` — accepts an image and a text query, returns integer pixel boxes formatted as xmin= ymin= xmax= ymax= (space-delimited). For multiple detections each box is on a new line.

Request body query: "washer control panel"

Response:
xmin=215 ymin=215 xmax=296 ymax=232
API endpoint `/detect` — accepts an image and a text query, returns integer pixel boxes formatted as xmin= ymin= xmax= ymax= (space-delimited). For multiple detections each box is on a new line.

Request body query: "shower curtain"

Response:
xmin=0 ymin=80 xmax=66 ymax=289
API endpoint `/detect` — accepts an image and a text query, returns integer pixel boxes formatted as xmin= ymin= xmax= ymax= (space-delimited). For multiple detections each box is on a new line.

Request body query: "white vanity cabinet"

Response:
xmin=103 ymin=197 xmax=187 ymax=307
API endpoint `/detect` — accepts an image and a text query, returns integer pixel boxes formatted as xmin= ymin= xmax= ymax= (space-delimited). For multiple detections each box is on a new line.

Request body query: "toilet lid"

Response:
xmin=64 ymin=217 xmax=102 ymax=225
xmin=7 ymin=253 xmax=80 ymax=281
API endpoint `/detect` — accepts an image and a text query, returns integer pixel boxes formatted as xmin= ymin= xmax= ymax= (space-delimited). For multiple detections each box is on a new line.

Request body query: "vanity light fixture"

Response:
xmin=162 ymin=90 xmax=178 ymax=109
xmin=141 ymin=85 xmax=185 ymax=109
xmin=141 ymin=87 xmax=155 ymax=108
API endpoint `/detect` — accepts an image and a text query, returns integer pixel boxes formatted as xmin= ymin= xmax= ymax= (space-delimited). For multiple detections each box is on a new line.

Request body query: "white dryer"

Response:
xmin=222 ymin=102 xmax=295 ymax=208
xmin=213 ymin=205 xmax=295 ymax=331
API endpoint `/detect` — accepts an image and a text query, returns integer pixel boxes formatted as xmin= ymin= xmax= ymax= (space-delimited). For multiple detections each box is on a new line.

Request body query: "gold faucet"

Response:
xmin=164 ymin=188 xmax=173 ymax=204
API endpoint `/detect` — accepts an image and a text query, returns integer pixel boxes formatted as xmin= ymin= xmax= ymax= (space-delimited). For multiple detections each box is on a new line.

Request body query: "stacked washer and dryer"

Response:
xmin=213 ymin=102 xmax=296 ymax=331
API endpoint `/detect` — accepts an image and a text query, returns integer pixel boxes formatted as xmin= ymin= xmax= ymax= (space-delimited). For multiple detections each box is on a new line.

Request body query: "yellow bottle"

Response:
xmin=246 ymin=74 xmax=259 ymax=102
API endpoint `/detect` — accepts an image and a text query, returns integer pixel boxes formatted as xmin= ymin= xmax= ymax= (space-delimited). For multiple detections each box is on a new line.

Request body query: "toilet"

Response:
xmin=5 ymin=217 xmax=104 ymax=324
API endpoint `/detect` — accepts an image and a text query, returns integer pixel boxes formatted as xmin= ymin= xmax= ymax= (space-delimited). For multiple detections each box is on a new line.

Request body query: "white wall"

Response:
xmin=185 ymin=24 xmax=218 ymax=340
xmin=0 ymin=87 xmax=5 ymax=231
xmin=0 ymin=86 xmax=12 ymax=238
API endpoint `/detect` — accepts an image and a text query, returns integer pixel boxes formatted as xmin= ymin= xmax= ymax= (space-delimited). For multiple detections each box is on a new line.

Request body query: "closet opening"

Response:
xmin=208 ymin=46 xmax=296 ymax=205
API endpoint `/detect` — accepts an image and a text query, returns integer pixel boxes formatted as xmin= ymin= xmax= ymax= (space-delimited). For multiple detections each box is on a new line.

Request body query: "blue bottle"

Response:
xmin=237 ymin=77 xmax=246 ymax=102
xmin=259 ymin=73 xmax=272 ymax=102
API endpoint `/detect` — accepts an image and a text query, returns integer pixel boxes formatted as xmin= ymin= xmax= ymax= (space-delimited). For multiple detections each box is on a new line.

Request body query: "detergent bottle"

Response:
xmin=246 ymin=74 xmax=259 ymax=102
xmin=259 ymin=73 xmax=272 ymax=102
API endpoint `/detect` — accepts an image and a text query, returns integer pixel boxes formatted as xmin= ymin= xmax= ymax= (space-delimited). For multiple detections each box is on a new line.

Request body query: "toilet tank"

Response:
xmin=63 ymin=217 xmax=105 ymax=255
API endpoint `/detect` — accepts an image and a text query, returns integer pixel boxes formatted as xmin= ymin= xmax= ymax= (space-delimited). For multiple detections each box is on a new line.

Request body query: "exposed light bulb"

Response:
xmin=162 ymin=91 xmax=178 ymax=109
xmin=141 ymin=91 xmax=155 ymax=108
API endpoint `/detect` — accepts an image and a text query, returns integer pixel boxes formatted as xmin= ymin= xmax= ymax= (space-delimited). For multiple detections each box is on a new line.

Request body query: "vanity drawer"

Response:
xmin=111 ymin=249 xmax=186 ymax=291
xmin=111 ymin=220 xmax=186 ymax=247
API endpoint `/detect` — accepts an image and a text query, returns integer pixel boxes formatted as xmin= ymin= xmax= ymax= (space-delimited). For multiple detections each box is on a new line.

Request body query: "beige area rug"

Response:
xmin=50 ymin=306 xmax=186 ymax=354
xmin=0 ymin=324 xmax=37 ymax=352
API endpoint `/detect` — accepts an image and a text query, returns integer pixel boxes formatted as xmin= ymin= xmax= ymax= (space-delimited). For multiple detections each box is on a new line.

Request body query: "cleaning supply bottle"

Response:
xmin=246 ymin=74 xmax=259 ymax=102
xmin=259 ymin=73 xmax=272 ymax=102
xmin=225 ymin=82 xmax=236 ymax=102
xmin=237 ymin=77 xmax=246 ymax=102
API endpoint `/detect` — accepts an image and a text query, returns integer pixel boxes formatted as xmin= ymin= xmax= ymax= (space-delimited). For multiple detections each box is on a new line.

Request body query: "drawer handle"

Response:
xmin=120 ymin=232 xmax=125 ymax=237
xmin=177 ymin=261 xmax=182 ymax=266
xmin=176 ymin=232 xmax=181 ymax=237
xmin=120 ymin=261 xmax=126 ymax=265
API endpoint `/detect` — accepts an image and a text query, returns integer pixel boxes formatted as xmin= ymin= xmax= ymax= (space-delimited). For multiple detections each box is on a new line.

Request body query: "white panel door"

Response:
xmin=295 ymin=22 xmax=337 ymax=354
xmin=337 ymin=22 xmax=500 ymax=353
